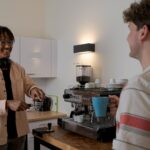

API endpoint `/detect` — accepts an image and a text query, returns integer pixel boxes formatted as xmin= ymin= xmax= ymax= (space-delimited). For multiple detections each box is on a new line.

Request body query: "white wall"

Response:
xmin=0 ymin=0 xmax=45 ymax=37
xmin=44 ymin=0 xmax=142 ymax=114
xmin=0 ymin=0 xmax=142 ymax=114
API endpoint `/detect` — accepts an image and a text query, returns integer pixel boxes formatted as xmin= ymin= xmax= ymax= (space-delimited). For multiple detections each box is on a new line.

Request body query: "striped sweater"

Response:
xmin=113 ymin=66 xmax=150 ymax=150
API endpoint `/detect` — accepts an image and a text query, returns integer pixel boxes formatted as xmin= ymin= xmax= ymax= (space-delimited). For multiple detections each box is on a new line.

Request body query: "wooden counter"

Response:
xmin=26 ymin=111 xmax=67 ymax=150
xmin=26 ymin=111 xmax=66 ymax=122
xmin=33 ymin=126 xmax=112 ymax=150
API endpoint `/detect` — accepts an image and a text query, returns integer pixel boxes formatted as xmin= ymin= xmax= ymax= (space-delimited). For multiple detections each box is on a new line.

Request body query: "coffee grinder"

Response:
xmin=76 ymin=65 xmax=92 ymax=87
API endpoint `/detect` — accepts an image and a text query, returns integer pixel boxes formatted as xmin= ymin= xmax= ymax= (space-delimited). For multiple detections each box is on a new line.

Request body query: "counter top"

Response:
xmin=26 ymin=111 xmax=67 ymax=122
xmin=34 ymin=126 xmax=112 ymax=150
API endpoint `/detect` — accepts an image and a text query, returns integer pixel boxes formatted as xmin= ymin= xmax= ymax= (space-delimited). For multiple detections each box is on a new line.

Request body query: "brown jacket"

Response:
xmin=0 ymin=60 xmax=37 ymax=145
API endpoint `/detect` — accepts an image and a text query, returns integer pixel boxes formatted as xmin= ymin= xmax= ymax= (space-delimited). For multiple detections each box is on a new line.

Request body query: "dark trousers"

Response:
xmin=0 ymin=136 xmax=26 ymax=150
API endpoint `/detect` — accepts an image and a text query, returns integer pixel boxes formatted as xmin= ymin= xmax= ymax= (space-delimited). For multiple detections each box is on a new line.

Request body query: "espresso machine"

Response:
xmin=61 ymin=87 xmax=121 ymax=142
xmin=60 ymin=64 xmax=122 ymax=142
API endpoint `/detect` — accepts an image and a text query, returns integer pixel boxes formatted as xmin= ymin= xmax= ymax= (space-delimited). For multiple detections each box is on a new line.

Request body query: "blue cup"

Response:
xmin=92 ymin=96 xmax=109 ymax=117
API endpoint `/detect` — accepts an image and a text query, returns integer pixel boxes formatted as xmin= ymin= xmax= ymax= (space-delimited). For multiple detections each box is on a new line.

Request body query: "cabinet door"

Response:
xmin=20 ymin=37 xmax=57 ymax=78
xmin=10 ymin=36 xmax=20 ymax=64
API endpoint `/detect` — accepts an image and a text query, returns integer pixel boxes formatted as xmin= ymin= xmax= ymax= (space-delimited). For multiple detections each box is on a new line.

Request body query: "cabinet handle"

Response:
xmin=27 ymin=73 xmax=35 ymax=75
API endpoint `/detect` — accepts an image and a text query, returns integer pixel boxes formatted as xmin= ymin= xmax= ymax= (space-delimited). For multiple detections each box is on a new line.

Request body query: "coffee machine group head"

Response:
xmin=76 ymin=65 xmax=92 ymax=87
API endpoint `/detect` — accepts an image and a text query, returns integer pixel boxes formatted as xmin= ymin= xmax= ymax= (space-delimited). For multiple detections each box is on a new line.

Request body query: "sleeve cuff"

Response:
xmin=0 ymin=100 xmax=7 ymax=115
xmin=113 ymin=139 xmax=144 ymax=150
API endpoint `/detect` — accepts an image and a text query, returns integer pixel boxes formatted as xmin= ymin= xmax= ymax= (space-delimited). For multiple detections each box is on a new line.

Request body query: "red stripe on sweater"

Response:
xmin=120 ymin=114 xmax=150 ymax=131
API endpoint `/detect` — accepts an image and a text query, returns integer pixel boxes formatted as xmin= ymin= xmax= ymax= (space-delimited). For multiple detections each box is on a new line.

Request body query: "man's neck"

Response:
xmin=140 ymin=47 xmax=150 ymax=70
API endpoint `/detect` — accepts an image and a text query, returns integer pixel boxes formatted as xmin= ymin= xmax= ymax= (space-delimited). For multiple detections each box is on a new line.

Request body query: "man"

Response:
xmin=0 ymin=26 xmax=45 ymax=150
xmin=109 ymin=0 xmax=150 ymax=149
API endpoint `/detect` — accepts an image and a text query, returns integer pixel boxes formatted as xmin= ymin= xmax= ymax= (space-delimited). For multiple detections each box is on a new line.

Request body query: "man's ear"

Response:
xmin=139 ymin=25 xmax=149 ymax=41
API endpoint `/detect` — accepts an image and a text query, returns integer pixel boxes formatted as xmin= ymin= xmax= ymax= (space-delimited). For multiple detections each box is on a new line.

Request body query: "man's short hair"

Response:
xmin=123 ymin=0 xmax=150 ymax=30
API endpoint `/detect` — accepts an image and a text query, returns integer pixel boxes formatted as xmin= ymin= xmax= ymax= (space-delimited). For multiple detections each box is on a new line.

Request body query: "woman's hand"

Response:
xmin=108 ymin=95 xmax=119 ymax=117
xmin=6 ymin=100 xmax=29 ymax=111
xmin=30 ymin=87 xmax=45 ymax=101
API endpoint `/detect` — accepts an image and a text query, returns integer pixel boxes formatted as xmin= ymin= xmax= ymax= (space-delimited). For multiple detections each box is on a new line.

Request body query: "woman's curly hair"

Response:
xmin=123 ymin=0 xmax=150 ymax=30
xmin=0 ymin=26 xmax=15 ymax=42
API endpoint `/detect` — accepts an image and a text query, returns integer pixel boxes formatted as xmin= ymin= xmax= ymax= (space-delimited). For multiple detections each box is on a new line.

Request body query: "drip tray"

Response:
xmin=61 ymin=118 xmax=116 ymax=142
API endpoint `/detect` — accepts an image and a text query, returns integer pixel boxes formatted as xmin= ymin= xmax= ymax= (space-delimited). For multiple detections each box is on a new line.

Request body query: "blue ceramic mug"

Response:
xmin=92 ymin=96 xmax=109 ymax=117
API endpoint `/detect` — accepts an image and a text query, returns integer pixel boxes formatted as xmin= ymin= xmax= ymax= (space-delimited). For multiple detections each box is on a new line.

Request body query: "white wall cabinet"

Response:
xmin=11 ymin=36 xmax=57 ymax=78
